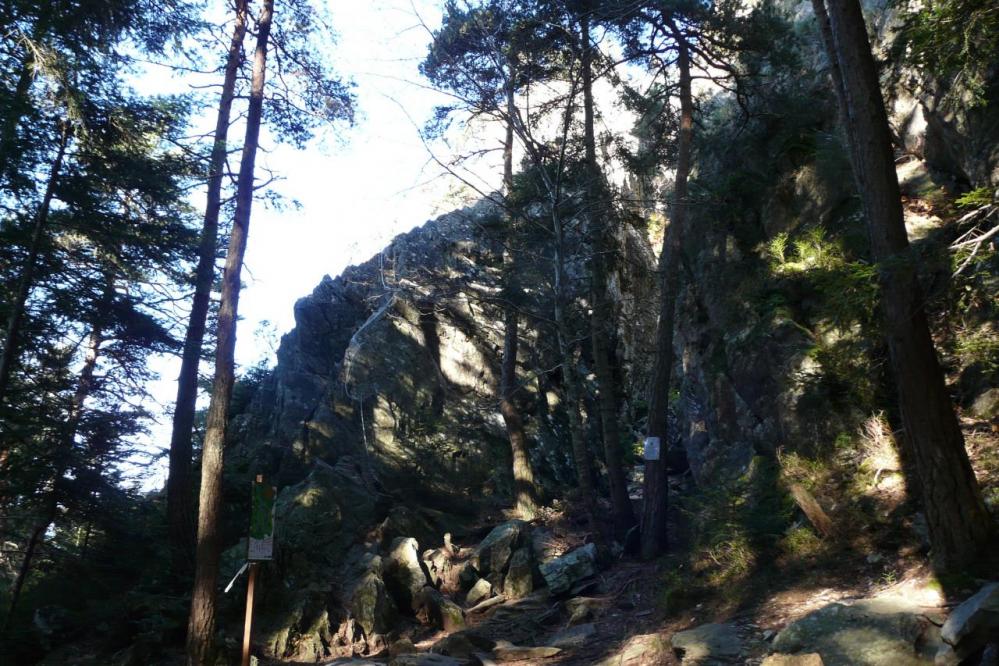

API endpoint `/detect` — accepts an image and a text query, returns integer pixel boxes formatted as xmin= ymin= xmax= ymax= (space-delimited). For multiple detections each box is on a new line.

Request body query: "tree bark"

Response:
xmin=552 ymin=207 xmax=596 ymax=512
xmin=640 ymin=25 xmax=692 ymax=559
xmin=818 ymin=0 xmax=993 ymax=570
xmin=3 ymin=313 xmax=104 ymax=632
xmin=2 ymin=508 xmax=51 ymax=633
xmin=499 ymin=62 xmax=538 ymax=520
xmin=167 ymin=0 xmax=248 ymax=585
xmin=186 ymin=1 xmax=272 ymax=663
xmin=0 ymin=123 xmax=69 ymax=448
xmin=579 ymin=13 xmax=635 ymax=535
xmin=501 ymin=302 xmax=538 ymax=519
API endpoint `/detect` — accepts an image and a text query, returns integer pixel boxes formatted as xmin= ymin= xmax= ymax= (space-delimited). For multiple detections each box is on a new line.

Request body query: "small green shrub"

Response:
xmin=955 ymin=326 xmax=999 ymax=372
xmin=780 ymin=525 xmax=824 ymax=558
xmin=955 ymin=186 xmax=995 ymax=208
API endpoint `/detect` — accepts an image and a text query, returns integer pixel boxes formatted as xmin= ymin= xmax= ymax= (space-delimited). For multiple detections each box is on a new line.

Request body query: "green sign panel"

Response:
xmin=248 ymin=477 xmax=276 ymax=561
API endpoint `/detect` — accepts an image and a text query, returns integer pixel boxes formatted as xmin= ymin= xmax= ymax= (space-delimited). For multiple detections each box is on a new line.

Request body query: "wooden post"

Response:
xmin=241 ymin=561 xmax=258 ymax=666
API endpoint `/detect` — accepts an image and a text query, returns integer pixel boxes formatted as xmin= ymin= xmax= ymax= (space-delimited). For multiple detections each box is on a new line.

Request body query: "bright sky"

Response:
xmin=239 ymin=0 xmax=455 ymax=354
xmin=132 ymin=0 xmax=647 ymax=487
xmin=137 ymin=0 xmax=500 ymax=485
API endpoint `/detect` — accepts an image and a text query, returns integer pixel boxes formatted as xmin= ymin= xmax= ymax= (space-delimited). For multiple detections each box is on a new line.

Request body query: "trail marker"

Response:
xmin=643 ymin=436 xmax=661 ymax=461
xmin=242 ymin=475 xmax=276 ymax=666
xmin=248 ymin=476 xmax=276 ymax=561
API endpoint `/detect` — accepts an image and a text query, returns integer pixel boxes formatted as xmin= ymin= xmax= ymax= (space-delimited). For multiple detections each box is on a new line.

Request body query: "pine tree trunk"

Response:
xmin=818 ymin=0 xmax=994 ymax=570
xmin=186 ymin=1 xmax=272 ymax=663
xmin=500 ymin=68 xmax=538 ymax=520
xmin=579 ymin=13 xmax=635 ymax=535
xmin=552 ymin=205 xmax=596 ymax=513
xmin=501 ymin=302 xmax=538 ymax=519
xmin=2 ymin=508 xmax=51 ymax=633
xmin=3 ymin=315 xmax=103 ymax=631
xmin=0 ymin=124 xmax=69 ymax=449
xmin=640 ymin=27 xmax=692 ymax=559
xmin=167 ymin=0 xmax=248 ymax=585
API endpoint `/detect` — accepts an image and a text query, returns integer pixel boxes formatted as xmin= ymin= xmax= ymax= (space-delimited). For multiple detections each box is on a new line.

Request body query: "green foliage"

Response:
xmin=780 ymin=525 xmax=824 ymax=558
xmin=896 ymin=0 xmax=999 ymax=105
xmin=658 ymin=566 xmax=694 ymax=611
xmin=955 ymin=187 xmax=995 ymax=208
xmin=954 ymin=326 xmax=999 ymax=373
xmin=677 ymin=457 xmax=794 ymax=595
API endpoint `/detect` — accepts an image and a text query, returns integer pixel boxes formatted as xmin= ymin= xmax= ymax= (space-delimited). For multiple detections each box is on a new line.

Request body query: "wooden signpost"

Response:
xmin=242 ymin=475 xmax=276 ymax=666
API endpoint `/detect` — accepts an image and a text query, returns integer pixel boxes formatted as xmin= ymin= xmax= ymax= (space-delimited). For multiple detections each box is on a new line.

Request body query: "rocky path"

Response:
xmin=261 ymin=498 xmax=998 ymax=666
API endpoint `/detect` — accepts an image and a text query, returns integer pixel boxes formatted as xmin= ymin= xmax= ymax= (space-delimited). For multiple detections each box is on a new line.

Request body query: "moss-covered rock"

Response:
xmin=503 ymin=547 xmax=534 ymax=599
xmin=539 ymin=543 xmax=598 ymax=596
xmin=471 ymin=520 xmax=528 ymax=578
xmin=384 ymin=537 xmax=431 ymax=612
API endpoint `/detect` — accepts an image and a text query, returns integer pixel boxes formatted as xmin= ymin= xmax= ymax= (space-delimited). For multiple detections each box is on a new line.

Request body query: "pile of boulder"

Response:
xmin=273 ymin=518 xmax=603 ymax=662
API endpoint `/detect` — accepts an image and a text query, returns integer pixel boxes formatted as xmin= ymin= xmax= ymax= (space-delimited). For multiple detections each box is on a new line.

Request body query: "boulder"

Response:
xmin=671 ymin=623 xmax=742 ymax=664
xmin=432 ymin=633 xmax=478 ymax=658
xmin=473 ymin=521 xmax=528 ymax=578
xmin=345 ymin=568 xmax=397 ymax=637
xmin=251 ymin=463 xmax=400 ymax=661
xmin=389 ymin=638 xmax=417 ymax=656
xmin=423 ymin=547 xmax=452 ymax=587
xmin=538 ymin=543 xmax=598 ymax=595
xmin=939 ymin=582 xmax=999 ymax=663
xmin=565 ymin=596 xmax=605 ymax=625
xmin=466 ymin=578 xmax=493 ymax=607
xmin=530 ymin=527 xmax=560 ymax=563
xmin=432 ymin=630 xmax=496 ymax=658
xmin=549 ymin=623 xmax=597 ymax=648
xmin=772 ymin=598 xmax=937 ymax=665
xmin=458 ymin=561 xmax=480 ymax=591
xmin=503 ymin=548 xmax=534 ymax=599
xmin=762 ymin=655 xmax=824 ymax=666
xmin=970 ymin=388 xmax=999 ymax=420
xmin=416 ymin=587 xmax=466 ymax=633
xmin=385 ymin=537 xmax=432 ymax=612
xmin=596 ymin=634 xmax=670 ymax=665
xmin=491 ymin=641 xmax=561 ymax=661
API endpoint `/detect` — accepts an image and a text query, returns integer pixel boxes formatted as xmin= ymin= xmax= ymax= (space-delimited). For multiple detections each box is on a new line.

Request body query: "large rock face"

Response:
xmin=212 ymin=7 xmax=999 ymax=656
xmin=220 ymin=201 xmax=656 ymax=660
xmin=659 ymin=19 xmax=999 ymax=488
xmin=232 ymin=200 xmax=656 ymax=501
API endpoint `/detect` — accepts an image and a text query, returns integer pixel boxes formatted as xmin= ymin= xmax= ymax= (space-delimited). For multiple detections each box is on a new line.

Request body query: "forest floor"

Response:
xmin=258 ymin=413 xmax=999 ymax=666
xmin=389 ymin=414 xmax=997 ymax=665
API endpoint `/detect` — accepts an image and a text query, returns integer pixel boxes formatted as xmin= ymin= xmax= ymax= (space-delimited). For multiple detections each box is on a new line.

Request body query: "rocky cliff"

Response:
xmin=219 ymin=199 xmax=658 ymax=659
xmin=215 ymin=6 xmax=999 ymax=659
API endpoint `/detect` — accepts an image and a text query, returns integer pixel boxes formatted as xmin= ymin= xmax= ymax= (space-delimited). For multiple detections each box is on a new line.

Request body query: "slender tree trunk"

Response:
xmin=2 ymin=508 xmax=51 ymax=633
xmin=640 ymin=26 xmax=692 ymax=559
xmin=3 ymin=316 xmax=103 ymax=631
xmin=501 ymin=302 xmax=538 ymax=519
xmin=551 ymin=207 xmax=597 ymax=513
xmin=818 ymin=0 xmax=993 ymax=570
xmin=187 ymin=1 xmax=272 ymax=662
xmin=579 ymin=14 xmax=635 ymax=535
xmin=167 ymin=0 xmax=248 ymax=585
xmin=0 ymin=123 xmax=68 ymax=469
xmin=500 ymin=66 xmax=538 ymax=520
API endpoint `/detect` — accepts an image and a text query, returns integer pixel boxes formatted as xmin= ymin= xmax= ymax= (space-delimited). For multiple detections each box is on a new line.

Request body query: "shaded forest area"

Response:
xmin=1 ymin=0 xmax=998 ymax=664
